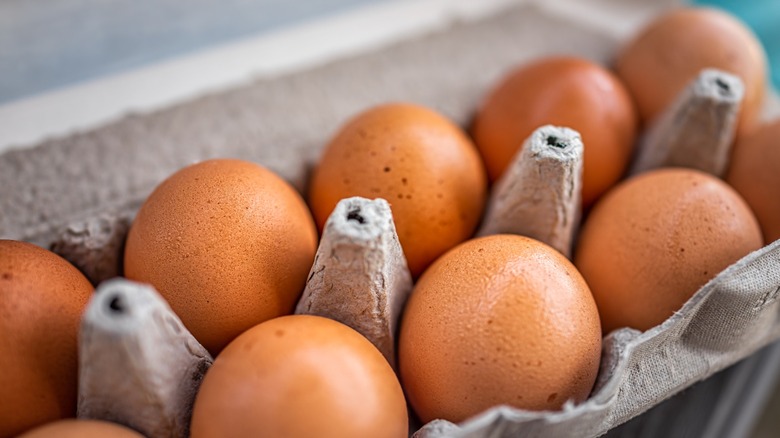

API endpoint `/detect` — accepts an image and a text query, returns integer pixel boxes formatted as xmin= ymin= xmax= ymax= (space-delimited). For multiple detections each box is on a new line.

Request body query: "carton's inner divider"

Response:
xmin=9 ymin=2 xmax=779 ymax=437
xmin=0 ymin=2 xmax=618 ymax=248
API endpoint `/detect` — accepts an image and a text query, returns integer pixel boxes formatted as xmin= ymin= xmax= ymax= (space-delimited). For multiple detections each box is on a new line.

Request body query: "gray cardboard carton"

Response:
xmin=2 ymin=1 xmax=779 ymax=436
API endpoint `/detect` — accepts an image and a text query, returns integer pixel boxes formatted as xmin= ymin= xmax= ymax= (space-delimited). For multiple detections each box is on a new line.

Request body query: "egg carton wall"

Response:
xmin=2 ymin=0 xmax=780 ymax=437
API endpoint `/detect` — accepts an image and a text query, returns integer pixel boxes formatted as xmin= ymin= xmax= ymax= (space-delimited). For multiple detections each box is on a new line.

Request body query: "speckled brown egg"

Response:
xmin=398 ymin=235 xmax=601 ymax=423
xmin=615 ymin=7 xmax=767 ymax=136
xmin=472 ymin=56 xmax=638 ymax=206
xmin=191 ymin=315 xmax=408 ymax=438
xmin=308 ymin=103 xmax=487 ymax=277
xmin=0 ymin=240 xmax=93 ymax=438
xmin=727 ymin=119 xmax=780 ymax=243
xmin=17 ymin=420 xmax=144 ymax=438
xmin=575 ymin=169 xmax=763 ymax=334
xmin=124 ymin=159 xmax=318 ymax=355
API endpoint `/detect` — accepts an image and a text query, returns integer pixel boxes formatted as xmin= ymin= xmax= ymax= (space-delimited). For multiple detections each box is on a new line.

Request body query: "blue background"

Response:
xmin=695 ymin=0 xmax=780 ymax=93
xmin=0 ymin=0 xmax=776 ymax=104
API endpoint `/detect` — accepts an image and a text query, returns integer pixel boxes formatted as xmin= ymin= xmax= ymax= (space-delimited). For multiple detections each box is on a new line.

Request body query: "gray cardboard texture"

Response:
xmin=629 ymin=68 xmax=744 ymax=177
xmin=415 ymin=240 xmax=780 ymax=437
xmin=0 ymin=1 xmax=622 ymax=246
xmin=296 ymin=196 xmax=413 ymax=367
xmin=478 ymin=125 xmax=583 ymax=258
xmin=79 ymin=279 xmax=213 ymax=437
xmin=3 ymin=1 xmax=780 ymax=437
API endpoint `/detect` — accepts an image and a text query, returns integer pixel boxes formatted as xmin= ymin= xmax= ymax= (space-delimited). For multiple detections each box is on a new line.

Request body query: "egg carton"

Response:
xmin=2 ymin=0 xmax=780 ymax=437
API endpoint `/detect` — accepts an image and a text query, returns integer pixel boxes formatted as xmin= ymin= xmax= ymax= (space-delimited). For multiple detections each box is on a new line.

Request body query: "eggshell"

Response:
xmin=190 ymin=315 xmax=408 ymax=438
xmin=308 ymin=103 xmax=487 ymax=277
xmin=727 ymin=120 xmax=780 ymax=243
xmin=17 ymin=420 xmax=144 ymax=438
xmin=398 ymin=235 xmax=602 ymax=423
xmin=575 ymin=169 xmax=763 ymax=334
xmin=0 ymin=240 xmax=93 ymax=438
xmin=615 ymin=7 xmax=767 ymax=136
xmin=124 ymin=159 xmax=318 ymax=355
xmin=472 ymin=56 xmax=637 ymax=206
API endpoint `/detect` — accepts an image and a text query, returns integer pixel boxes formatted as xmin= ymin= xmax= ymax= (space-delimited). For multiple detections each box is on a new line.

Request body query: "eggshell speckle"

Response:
xmin=17 ymin=420 xmax=144 ymax=438
xmin=615 ymin=7 xmax=767 ymax=136
xmin=190 ymin=315 xmax=408 ymax=438
xmin=727 ymin=119 xmax=780 ymax=243
xmin=399 ymin=235 xmax=602 ymax=423
xmin=308 ymin=103 xmax=487 ymax=277
xmin=575 ymin=169 xmax=763 ymax=333
xmin=124 ymin=159 xmax=318 ymax=355
xmin=0 ymin=240 xmax=94 ymax=438
xmin=472 ymin=56 xmax=637 ymax=206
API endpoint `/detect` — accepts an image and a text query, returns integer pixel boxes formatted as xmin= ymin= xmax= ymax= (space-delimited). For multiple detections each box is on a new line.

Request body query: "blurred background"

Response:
xmin=1 ymin=0 xmax=778 ymax=436
xmin=0 ymin=0 xmax=777 ymax=105
xmin=0 ymin=0 xmax=383 ymax=103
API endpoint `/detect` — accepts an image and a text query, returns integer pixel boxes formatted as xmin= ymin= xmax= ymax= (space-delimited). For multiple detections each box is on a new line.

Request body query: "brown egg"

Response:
xmin=472 ymin=56 xmax=638 ymax=206
xmin=124 ymin=159 xmax=318 ymax=355
xmin=190 ymin=315 xmax=408 ymax=438
xmin=727 ymin=120 xmax=780 ymax=244
xmin=575 ymin=169 xmax=763 ymax=334
xmin=615 ymin=7 xmax=767 ymax=136
xmin=398 ymin=235 xmax=601 ymax=423
xmin=308 ymin=103 xmax=487 ymax=277
xmin=0 ymin=240 xmax=93 ymax=438
xmin=17 ymin=420 xmax=144 ymax=438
